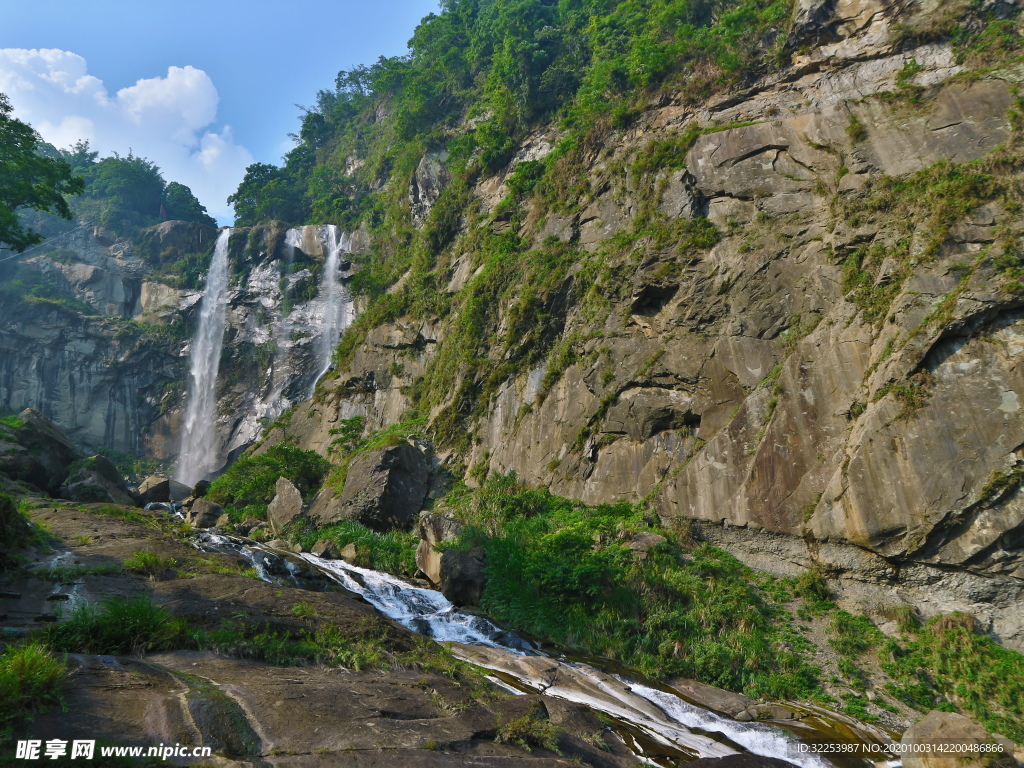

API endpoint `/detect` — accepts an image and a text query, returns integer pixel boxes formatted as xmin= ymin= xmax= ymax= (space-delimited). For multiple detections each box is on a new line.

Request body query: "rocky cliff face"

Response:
xmin=265 ymin=0 xmax=1024 ymax=648
xmin=0 ymin=221 xmax=366 ymax=474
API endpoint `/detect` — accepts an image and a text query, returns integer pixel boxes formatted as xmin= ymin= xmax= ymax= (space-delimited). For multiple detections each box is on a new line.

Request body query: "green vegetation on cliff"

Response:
xmin=207 ymin=444 xmax=330 ymax=522
xmin=436 ymin=473 xmax=821 ymax=700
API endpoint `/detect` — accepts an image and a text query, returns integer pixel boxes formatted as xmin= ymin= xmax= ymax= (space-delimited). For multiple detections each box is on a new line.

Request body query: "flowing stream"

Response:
xmin=176 ymin=229 xmax=232 ymax=486
xmin=309 ymin=225 xmax=353 ymax=397
xmin=195 ymin=532 xmax=895 ymax=767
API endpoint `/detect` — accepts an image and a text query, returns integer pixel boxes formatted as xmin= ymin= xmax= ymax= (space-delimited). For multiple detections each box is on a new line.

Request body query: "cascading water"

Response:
xmin=176 ymin=228 xmax=232 ymax=486
xmin=195 ymin=532 xmax=889 ymax=767
xmin=309 ymin=225 xmax=354 ymax=397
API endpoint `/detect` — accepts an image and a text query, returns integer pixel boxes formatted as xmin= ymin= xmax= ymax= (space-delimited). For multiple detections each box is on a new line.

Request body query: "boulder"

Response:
xmin=0 ymin=409 xmax=82 ymax=494
xmin=187 ymin=498 xmax=223 ymax=529
xmin=191 ymin=479 xmax=212 ymax=498
xmin=215 ymin=513 xmax=230 ymax=529
xmin=668 ymin=679 xmax=755 ymax=718
xmin=310 ymin=539 xmax=339 ymax=559
xmin=901 ymin=711 xmax=1017 ymax=768
xmin=138 ymin=475 xmax=171 ymax=505
xmin=58 ymin=455 xmax=137 ymax=506
xmin=309 ymin=442 xmax=431 ymax=531
xmin=236 ymin=517 xmax=264 ymax=536
xmin=625 ymin=531 xmax=667 ymax=560
xmin=416 ymin=512 xmax=463 ymax=585
xmin=439 ymin=547 xmax=486 ymax=607
xmin=267 ymin=477 xmax=305 ymax=534
xmin=167 ymin=479 xmax=192 ymax=502
xmin=339 ymin=543 xmax=360 ymax=564
xmin=265 ymin=539 xmax=290 ymax=550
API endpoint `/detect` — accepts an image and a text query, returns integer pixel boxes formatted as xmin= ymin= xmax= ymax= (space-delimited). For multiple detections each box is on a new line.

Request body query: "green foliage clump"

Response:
xmin=881 ymin=614 xmax=1024 ymax=742
xmin=207 ymin=444 xmax=330 ymax=522
xmin=0 ymin=492 xmax=40 ymax=572
xmin=42 ymin=596 xmax=188 ymax=656
xmin=122 ymin=550 xmax=177 ymax=578
xmin=296 ymin=521 xmax=418 ymax=576
xmin=439 ymin=474 xmax=822 ymax=700
xmin=0 ymin=93 xmax=83 ymax=252
xmin=0 ymin=643 xmax=66 ymax=742
xmin=495 ymin=703 xmax=562 ymax=753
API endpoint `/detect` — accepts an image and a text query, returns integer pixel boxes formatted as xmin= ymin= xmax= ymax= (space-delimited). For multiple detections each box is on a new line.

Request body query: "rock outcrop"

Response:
xmin=901 ymin=711 xmax=1018 ymax=768
xmin=310 ymin=441 xmax=432 ymax=531
xmin=261 ymin=0 xmax=1024 ymax=649
xmin=58 ymin=455 xmax=136 ymax=506
xmin=267 ymin=476 xmax=305 ymax=533
xmin=0 ymin=409 xmax=82 ymax=495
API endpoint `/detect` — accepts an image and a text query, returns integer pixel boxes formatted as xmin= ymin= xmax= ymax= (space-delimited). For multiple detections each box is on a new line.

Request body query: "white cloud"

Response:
xmin=0 ymin=49 xmax=251 ymax=223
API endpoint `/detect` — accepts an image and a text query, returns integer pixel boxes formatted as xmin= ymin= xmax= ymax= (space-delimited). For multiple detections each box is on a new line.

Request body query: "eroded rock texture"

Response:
xmin=264 ymin=1 xmax=1024 ymax=647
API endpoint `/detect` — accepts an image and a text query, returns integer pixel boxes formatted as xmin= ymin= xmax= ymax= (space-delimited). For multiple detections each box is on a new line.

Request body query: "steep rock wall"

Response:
xmin=270 ymin=0 xmax=1024 ymax=646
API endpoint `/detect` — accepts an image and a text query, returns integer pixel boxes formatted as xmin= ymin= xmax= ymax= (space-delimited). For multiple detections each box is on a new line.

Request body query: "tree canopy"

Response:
xmin=0 ymin=93 xmax=84 ymax=252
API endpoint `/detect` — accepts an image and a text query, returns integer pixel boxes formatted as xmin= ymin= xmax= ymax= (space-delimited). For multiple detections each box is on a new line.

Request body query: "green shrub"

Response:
xmin=207 ymin=444 xmax=330 ymax=521
xmin=0 ymin=493 xmax=37 ymax=571
xmin=42 ymin=596 xmax=188 ymax=656
xmin=0 ymin=643 xmax=66 ymax=742
xmin=122 ymin=550 xmax=177 ymax=578
xmin=296 ymin=521 xmax=418 ymax=576
xmin=881 ymin=614 xmax=1024 ymax=741
xmin=437 ymin=474 xmax=822 ymax=700
xmin=495 ymin=703 xmax=562 ymax=753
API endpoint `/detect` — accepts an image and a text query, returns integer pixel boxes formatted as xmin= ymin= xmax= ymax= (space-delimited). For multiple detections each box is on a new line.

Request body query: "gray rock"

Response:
xmin=625 ymin=532 xmax=667 ymax=560
xmin=409 ymin=150 xmax=450 ymax=226
xmin=191 ymin=479 xmax=212 ymax=498
xmin=167 ymin=479 xmax=192 ymax=502
xmin=0 ymin=409 xmax=82 ymax=494
xmin=439 ymin=547 xmax=486 ymax=607
xmin=59 ymin=455 xmax=137 ymax=506
xmin=267 ymin=477 xmax=304 ymax=534
xmin=416 ymin=512 xmax=463 ymax=585
xmin=138 ymin=475 xmax=171 ymax=505
xmin=187 ymin=498 xmax=223 ymax=529
xmin=338 ymin=543 xmax=359 ymax=564
xmin=668 ymin=679 xmax=755 ymax=718
xmin=265 ymin=539 xmax=290 ymax=550
xmin=901 ymin=711 xmax=1017 ymax=768
xmin=236 ymin=516 xmax=264 ymax=536
xmin=215 ymin=513 xmax=230 ymax=529
xmin=310 ymin=539 xmax=339 ymax=559
xmin=310 ymin=442 xmax=431 ymax=531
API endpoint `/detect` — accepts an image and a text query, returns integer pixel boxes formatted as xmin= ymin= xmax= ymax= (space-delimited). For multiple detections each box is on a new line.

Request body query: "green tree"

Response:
xmin=82 ymin=152 xmax=165 ymax=227
xmin=164 ymin=181 xmax=217 ymax=227
xmin=0 ymin=93 xmax=84 ymax=252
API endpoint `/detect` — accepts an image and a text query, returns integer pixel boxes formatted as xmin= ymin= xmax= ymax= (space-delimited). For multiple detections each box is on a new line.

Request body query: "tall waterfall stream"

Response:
xmin=176 ymin=228 xmax=232 ymax=486
xmin=195 ymin=532 xmax=896 ymax=768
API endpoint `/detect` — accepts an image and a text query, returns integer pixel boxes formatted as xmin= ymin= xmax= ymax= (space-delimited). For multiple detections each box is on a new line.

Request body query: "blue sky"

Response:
xmin=0 ymin=0 xmax=440 ymax=222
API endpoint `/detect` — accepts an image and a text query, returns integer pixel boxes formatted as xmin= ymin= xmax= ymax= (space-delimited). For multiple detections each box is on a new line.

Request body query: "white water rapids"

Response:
xmin=195 ymin=532 xmax=879 ymax=767
xmin=176 ymin=229 xmax=232 ymax=486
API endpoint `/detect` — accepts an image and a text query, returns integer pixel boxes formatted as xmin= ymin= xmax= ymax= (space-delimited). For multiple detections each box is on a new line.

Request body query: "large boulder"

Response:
xmin=310 ymin=442 xmax=431 ymax=531
xmin=901 ymin=711 xmax=1017 ymax=768
xmin=416 ymin=512 xmax=463 ymax=585
xmin=140 ymin=475 xmax=192 ymax=504
xmin=0 ymin=409 xmax=82 ymax=494
xmin=138 ymin=475 xmax=170 ymax=505
xmin=58 ymin=455 xmax=137 ymax=506
xmin=267 ymin=477 xmax=305 ymax=534
xmin=439 ymin=547 xmax=486 ymax=607
xmin=187 ymin=498 xmax=224 ymax=529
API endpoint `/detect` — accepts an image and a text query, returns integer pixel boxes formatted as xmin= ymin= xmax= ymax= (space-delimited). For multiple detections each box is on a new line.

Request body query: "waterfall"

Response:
xmin=176 ymin=228 xmax=232 ymax=486
xmin=309 ymin=225 xmax=353 ymax=397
